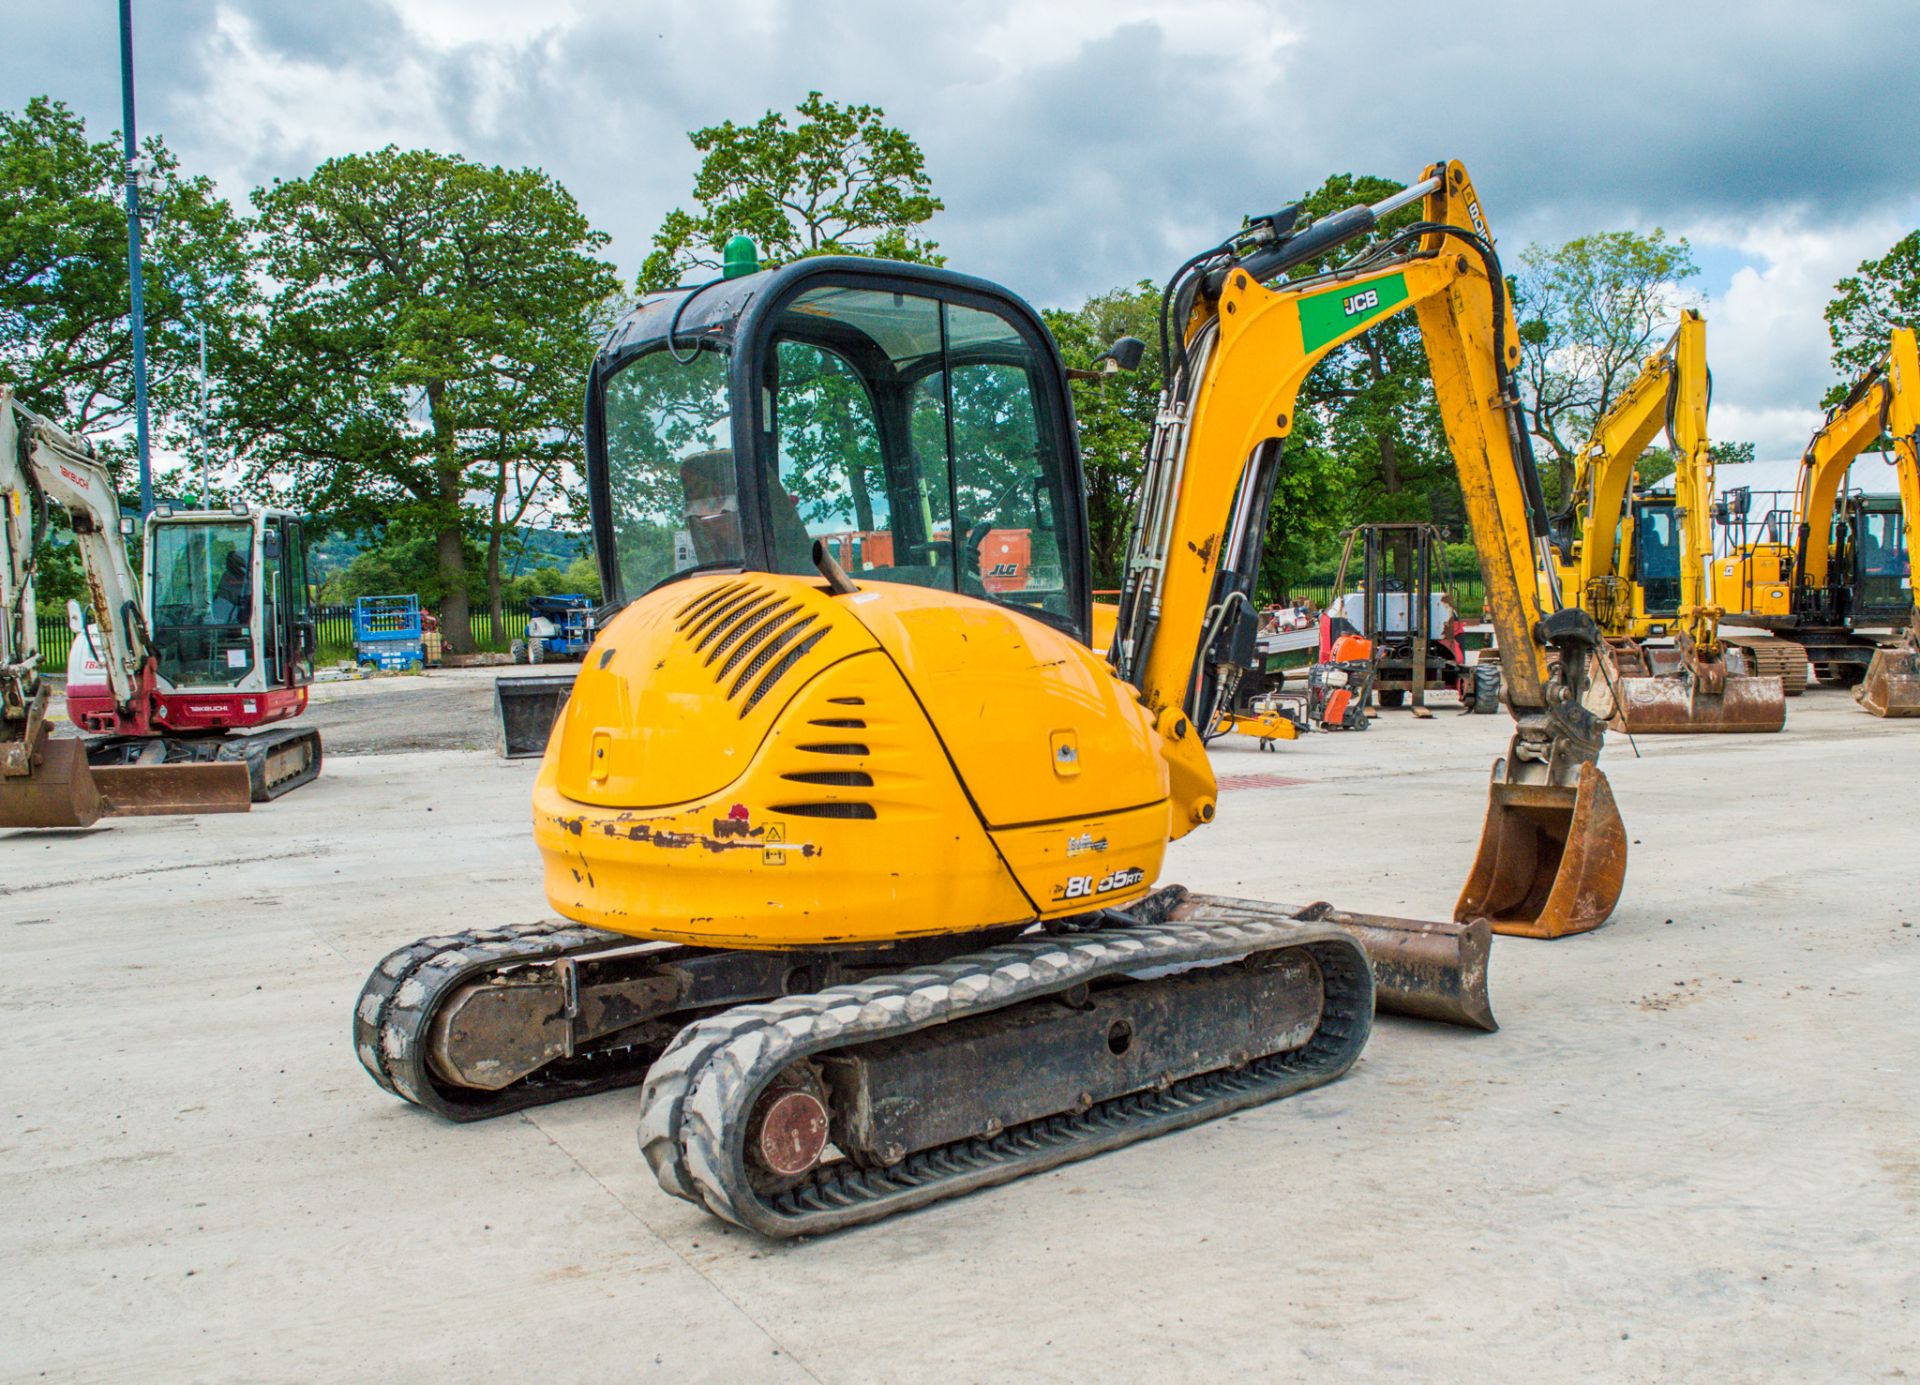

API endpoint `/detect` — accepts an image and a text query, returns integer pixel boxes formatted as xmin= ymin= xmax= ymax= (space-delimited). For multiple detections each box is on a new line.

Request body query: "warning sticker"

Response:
xmin=763 ymin=822 xmax=786 ymax=866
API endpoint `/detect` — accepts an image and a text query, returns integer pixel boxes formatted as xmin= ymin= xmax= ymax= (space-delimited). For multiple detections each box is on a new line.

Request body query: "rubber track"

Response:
xmin=637 ymin=915 xmax=1373 ymax=1238
xmin=353 ymin=919 xmax=653 ymax=1121
xmin=1726 ymin=637 xmax=1808 ymax=695
xmin=224 ymin=726 xmax=324 ymax=801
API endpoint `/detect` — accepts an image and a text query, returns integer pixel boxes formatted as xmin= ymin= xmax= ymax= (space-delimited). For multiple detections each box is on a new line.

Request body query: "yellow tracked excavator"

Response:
xmin=355 ymin=162 xmax=1627 ymax=1237
xmin=1714 ymin=327 xmax=1920 ymax=714
xmin=1548 ymin=310 xmax=1786 ymax=733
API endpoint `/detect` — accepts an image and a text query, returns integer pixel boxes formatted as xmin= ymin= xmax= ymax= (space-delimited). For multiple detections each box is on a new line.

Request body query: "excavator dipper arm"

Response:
xmin=1112 ymin=160 xmax=1626 ymax=937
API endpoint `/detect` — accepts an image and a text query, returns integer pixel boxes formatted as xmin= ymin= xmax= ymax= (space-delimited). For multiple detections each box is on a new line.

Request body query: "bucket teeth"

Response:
xmin=1456 ymin=762 xmax=1628 ymax=940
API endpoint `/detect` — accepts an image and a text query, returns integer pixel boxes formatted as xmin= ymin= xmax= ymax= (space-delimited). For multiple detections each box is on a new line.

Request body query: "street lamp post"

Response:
xmin=118 ymin=0 xmax=153 ymax=516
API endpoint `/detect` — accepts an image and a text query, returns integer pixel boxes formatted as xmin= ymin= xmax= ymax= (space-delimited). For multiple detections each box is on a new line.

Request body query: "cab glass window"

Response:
xmin=1632 ymin=502 xmax=1681 ymax=614
xmin=601 ymin=344 xmax=737 ymax=599
xmin=765 ymin=285 xmax=1069 ymax=623
xmin=149 ymin=521 xmax=255 ymax=687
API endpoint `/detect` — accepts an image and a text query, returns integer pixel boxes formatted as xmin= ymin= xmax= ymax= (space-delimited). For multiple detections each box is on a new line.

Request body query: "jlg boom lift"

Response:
xmin=356 ymin=163 xmax=1627 ymax=1237
xmin=1714 ymin=327 xmax=1920 ymax=715
xmin=1548 ymin=310 xmax=1786 ymax=732
xmin=0 ymin=390 xmax=322 ymax=828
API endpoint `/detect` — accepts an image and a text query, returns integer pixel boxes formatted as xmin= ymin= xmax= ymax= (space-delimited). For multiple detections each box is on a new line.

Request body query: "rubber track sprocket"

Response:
xmin=637 ymin=915 xmax=1372 ymax=1238
xmin=353 ymin=920 xmax=661 ymax=1121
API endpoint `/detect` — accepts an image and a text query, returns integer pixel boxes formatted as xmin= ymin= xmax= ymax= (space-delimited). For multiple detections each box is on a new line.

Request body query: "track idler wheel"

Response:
xmin=1456 ymin=762 xmax=1628 ymax=940
xmin=1856 ymin=642 xmax=1920 ymax=718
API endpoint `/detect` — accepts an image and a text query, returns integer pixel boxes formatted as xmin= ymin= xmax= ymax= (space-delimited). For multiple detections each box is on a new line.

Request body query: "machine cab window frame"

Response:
xmin=585 ymin=258 xmax=1091 ymax=644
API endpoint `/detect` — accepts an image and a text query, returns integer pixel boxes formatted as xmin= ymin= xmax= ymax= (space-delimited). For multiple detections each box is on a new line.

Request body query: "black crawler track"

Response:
xmin=354 ymin=920 xmax=672 ymax=1121
xmin=637 ymin=914 xmax=1373 ymax=1238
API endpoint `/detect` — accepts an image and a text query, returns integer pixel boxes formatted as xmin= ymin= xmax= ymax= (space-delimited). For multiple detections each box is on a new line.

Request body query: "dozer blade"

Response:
xmin=1456 ymin=762 xmax=1627 ymax=940
xmin=92 ymin=761 xmax=252 ymax=817
xmin=0 ymin=733 xmax=103 ymax=830
xmin=496 ymin=673 xmax=576 ymax=759
xmin=1171 ymin=893 xmax=1496 ymax=1031
xmin=1855 ymin=645 xmax=1920 ymax=717
xmin=1612 ymin=672 xmax=1786 ymax=734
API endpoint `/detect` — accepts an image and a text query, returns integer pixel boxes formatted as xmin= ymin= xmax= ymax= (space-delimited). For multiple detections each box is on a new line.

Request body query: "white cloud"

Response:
xmin=1690 ymin=209 xmax=1917 ymax=455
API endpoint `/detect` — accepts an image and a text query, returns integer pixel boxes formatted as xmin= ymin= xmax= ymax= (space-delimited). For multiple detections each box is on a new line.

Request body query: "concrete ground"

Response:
xmin=4 ymin=673 xmax=1915 ymax=1383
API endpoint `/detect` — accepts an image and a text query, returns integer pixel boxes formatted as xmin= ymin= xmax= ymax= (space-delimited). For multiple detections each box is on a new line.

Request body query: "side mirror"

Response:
xmin=66 ymin=598 xmax=85 ymax=636
xmin=263 ymin=529 xmax=281 ymax=560
xmin=118 ymin=516 xmax=136 ymax=537
xmin=1097 ymin=337 xmax=1147 ymax=374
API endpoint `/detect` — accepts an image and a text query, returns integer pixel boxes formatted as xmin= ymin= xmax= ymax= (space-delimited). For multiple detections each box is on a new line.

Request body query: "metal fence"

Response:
xmin=32 ymin=599 xmax=541 ymax=673
xmin=314 ymin=600 xmax=534 ymax=653
xmin=35 ymin=613 xmax=76 ymax=670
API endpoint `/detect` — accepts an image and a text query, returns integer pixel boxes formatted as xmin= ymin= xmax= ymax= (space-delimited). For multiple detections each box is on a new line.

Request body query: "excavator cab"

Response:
xmin=586 ymin=259 xmax=1089 ymax=636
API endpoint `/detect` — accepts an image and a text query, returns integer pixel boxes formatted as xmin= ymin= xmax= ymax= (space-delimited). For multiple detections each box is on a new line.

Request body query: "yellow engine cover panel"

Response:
xmin=991 ymin=801 xmax=1168 ymax=918
xmin=536 ymin=645 xmax=1039 ymax=947
xmin=554 ymin=574 xmax=880 ymax=809
xmin=843 ymin=585 xmax=1168 ymax=829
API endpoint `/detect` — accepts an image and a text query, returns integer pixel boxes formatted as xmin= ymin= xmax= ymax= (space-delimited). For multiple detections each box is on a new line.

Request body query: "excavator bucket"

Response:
xmin=1612 ymin=672 xmax=1786 ymax=734
xmin=1456 ymin=762 xmax=1628 ymax=940
xmin=1855 ymin=644 xmax=1920 ymax=717
xmin=0 ymin=730 xmax=103 ymax=830
xmin=1596 ymin=642 xmax=1785 ymax=734
xmin=496 ymin=673 xmax=576 ymax=759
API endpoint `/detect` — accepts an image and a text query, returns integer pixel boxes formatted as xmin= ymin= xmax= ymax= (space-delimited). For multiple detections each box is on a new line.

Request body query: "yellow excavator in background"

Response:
xmin=356 ymin=162 xmax=1626 ymax=1238
xmin=1714 ymin=327 xmax=1920 ymax=714
xmin=1548 ymin=310 xmax=1786 ymax=732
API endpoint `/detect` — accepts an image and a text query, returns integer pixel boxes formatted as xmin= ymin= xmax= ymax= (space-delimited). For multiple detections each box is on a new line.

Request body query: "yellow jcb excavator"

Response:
xmin=1714 ymin=327 xmax=1920 ymax=714
xmin=1548 ymin=310 xmax=1786 ymax=732
xmin=355 ymin=162 xmax=1627 ymax=1237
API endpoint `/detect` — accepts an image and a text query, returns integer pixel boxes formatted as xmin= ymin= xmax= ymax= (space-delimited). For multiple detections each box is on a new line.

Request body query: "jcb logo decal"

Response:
xmin=1342 ymin=289 xmax=1379 ymax=317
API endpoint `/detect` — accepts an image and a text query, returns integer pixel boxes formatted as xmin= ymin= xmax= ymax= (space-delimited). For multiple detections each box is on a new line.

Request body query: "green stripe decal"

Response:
xmin=1297 ymin=272 xmax=1410 ymax=354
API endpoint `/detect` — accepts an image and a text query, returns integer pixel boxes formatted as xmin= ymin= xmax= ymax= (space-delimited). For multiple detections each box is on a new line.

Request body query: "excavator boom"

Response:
xmin=1112 ymin=161 xmax=1625 ymax=937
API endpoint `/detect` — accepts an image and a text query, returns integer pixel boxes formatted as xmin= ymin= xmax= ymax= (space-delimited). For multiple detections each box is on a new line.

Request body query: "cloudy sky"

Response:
xmin=8 ymin=0 xmax=1915 ymax=456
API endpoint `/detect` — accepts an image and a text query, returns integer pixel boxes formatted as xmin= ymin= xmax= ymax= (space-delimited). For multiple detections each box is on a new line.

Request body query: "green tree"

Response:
xmin=1043 ymin=283 xmax=1161 ymax=590
xmin=1514 ymin=229 xmax=1700 ymax=504
xmin=1824 ymin=230 xmax=1917 ymax=404
xmin=0 ymin=97 xmax=252 ymax=459
xmin=224 ymin=148 xmax=618 ymax=651
xmin=639 ymin=92 xmax=942 ymax=291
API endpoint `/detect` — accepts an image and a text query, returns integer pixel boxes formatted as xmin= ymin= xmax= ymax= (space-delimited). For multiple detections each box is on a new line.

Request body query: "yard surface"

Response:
xmin=4 ymin=671 xmax=1915 ymax=1382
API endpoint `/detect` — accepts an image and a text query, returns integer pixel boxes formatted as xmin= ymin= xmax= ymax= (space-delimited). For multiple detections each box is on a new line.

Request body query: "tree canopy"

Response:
xmin=1515 ymin=229 xmax=1700 ymax=504
xmin=220 ymin=146 xmax=618 ymax=649
xmin=1824 ymin=229 xmax=1918 ymax=401
xmin=0 ymin=96 xmax=250 ymax=468
xmin=639 ymin=91 xmax=942 ymax=291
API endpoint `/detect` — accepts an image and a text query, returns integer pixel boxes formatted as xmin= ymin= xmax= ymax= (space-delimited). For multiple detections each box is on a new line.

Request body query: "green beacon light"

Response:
xmin=722 ymin=235 xmax=758 ymax=279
